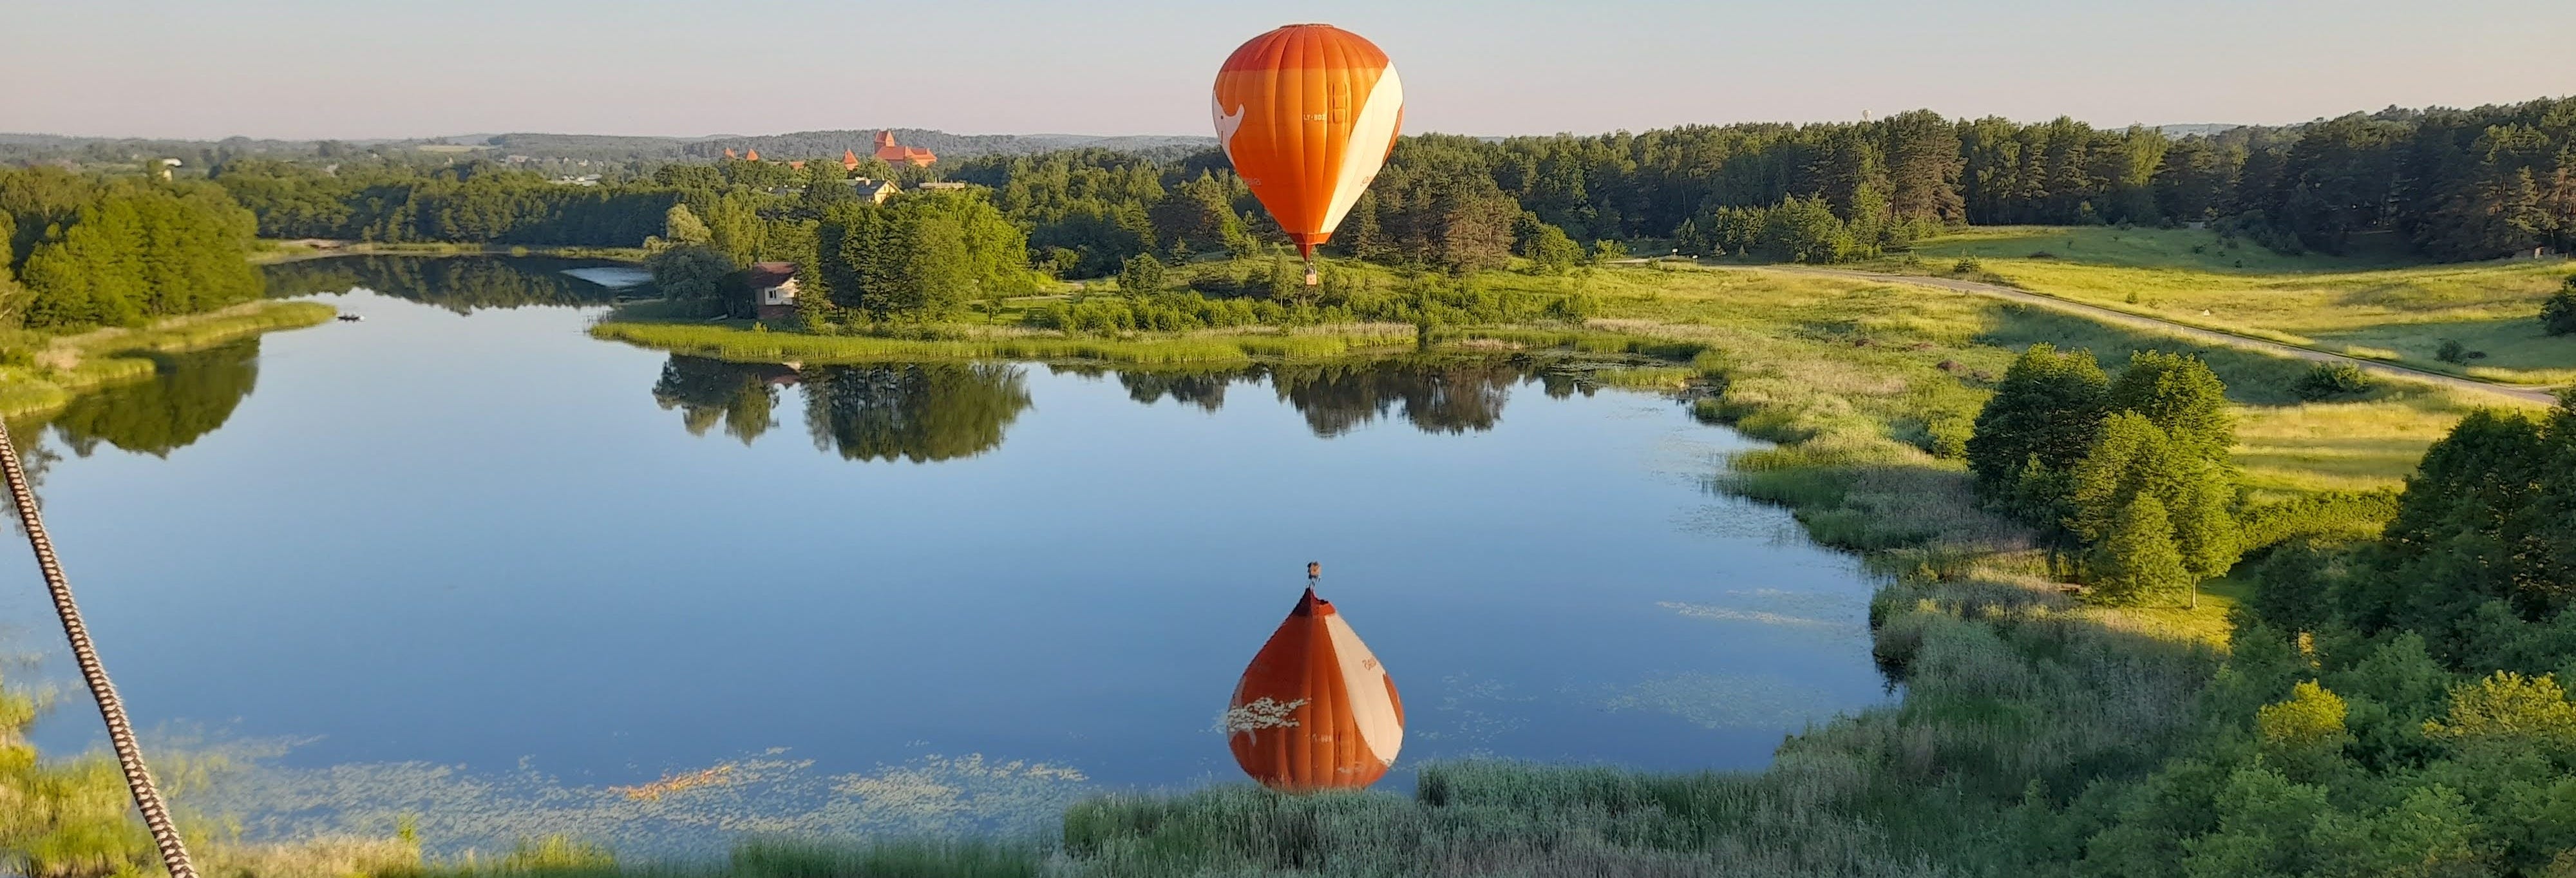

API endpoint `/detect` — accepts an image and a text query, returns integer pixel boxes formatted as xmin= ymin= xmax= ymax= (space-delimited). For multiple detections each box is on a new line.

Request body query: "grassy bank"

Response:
xmin=253 ymin=240 xmax=650 ymax=265
xmin=1907 ymin=225 xmax=2576 ymax=386
xmin=0 ymin=300 xmax=337 ymax=419
xmin=592 ymin=320 xmax=1423 ymax=367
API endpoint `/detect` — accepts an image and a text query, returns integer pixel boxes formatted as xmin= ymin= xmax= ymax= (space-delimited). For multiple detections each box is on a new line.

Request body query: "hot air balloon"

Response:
xmin=1224 ymin=573 xmax=1404 ymax=791
xmin=1211 ymin=24 xmax=1405 ymax=285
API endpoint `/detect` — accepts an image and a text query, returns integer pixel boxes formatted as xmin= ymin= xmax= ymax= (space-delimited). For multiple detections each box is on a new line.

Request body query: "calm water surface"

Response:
xmin=1 ymin=257 xmax=1888 ymax=850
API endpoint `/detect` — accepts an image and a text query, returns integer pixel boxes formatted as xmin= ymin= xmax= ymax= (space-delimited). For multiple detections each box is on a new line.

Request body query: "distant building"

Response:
xmin=873 ymin=131 xmax=936 ymax=167
xmin=744 ymin=148 xmax=763 ymax=162
xmin=851 ymin=178 xmax=900 ymax=204
xmin=842 ymin=149 xmax=862 ymax=172
xmin=723 ymin=148 xmax=739 ymax=160
xmin=748 ymin=262 xmax=799 ymax=320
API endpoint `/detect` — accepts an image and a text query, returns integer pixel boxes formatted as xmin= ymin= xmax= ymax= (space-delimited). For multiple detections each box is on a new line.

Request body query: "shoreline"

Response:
xmin=0 ymin=300 xmax=339 ymax=421
xmin=251 ymin=240 xmax=649 ymax=265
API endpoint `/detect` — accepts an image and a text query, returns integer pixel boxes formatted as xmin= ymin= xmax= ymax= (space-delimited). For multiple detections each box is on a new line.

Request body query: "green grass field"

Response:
xmin=1907 ymin=225 xmax=2576 ymax=386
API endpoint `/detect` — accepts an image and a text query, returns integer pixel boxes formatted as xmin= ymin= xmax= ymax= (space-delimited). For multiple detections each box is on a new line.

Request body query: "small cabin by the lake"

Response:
xmin=748 ymin=262 xmax=799 ymax=320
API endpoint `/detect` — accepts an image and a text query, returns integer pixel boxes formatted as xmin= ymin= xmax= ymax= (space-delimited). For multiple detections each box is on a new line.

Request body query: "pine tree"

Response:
xmin=2089 ymin=493 xmax=2191 ymax=606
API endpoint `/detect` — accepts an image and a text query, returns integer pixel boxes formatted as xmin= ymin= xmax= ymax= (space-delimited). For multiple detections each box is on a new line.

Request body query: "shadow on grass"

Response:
xmin=1973 ymin=302 xmax=2318 ymax=405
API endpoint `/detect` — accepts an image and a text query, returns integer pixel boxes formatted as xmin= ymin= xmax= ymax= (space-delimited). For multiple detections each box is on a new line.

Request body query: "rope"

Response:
xmin=0 ymin=418 xmax=198 ymax=878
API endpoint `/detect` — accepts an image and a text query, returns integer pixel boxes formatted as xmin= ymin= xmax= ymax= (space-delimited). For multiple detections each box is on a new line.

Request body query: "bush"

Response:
xmin=1953 ymin=256 xmax=1983 ymax=274
xmin=2436 ymin=338 xmax=2468 ymax=364
xmin=2235 ymin=490 xmax=2401 ymax=553
xmin=2543 ymin=278 xmax=2576 ymax=336
xmin=2292 ymin=361 xmax=2374 ymax=400
xmin=1117 ymin=253 xmax=1167 ymax=294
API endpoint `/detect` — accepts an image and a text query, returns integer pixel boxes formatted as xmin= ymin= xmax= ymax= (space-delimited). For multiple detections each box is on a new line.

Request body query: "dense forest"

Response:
xmin=182 ymin=97 xmax=2576 ymax=299
xmin=0 ymin=167 xmax=265 ymax=330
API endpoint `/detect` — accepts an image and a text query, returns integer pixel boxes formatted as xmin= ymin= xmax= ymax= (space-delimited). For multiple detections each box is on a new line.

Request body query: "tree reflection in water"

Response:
xmin=1115 ymin=369 xmax=1232 ymax=412
xmin=652 ymin=356 xmax=793 ymax=446
xmin=1264 ymin=358 xmax=1530 ymax=437
xmin=262 ymin=256 xmax=629 ymax=314
xmin=46 ymin=339 xmax=263 ymax=458
xmin=653 ymin=354 xmax=1621 ymax=459
xmin=801 ymin=363 xmax=1034 ymax=463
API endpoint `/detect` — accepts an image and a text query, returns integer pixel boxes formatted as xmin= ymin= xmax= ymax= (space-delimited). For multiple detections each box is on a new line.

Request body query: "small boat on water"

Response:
xmin=337 ymin=314 xmax=363 ymax=322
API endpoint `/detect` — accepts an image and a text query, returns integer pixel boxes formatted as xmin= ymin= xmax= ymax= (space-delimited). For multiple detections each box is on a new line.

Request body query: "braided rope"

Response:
xmin=0 ymin=419 xmax=198 ymax=878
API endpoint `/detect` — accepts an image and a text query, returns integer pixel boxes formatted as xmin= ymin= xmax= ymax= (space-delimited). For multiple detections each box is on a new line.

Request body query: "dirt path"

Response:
xmin=1739 ymin=264 xmax=2562 ymax=406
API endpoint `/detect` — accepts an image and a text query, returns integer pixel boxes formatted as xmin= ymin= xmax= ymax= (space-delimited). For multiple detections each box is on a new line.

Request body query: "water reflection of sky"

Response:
xmin=0 ymin=261 xmax=1889 ymax=852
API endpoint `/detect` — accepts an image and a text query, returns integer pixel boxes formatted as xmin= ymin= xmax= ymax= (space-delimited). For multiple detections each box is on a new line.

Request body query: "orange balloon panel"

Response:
xmin=1211 ymin=24 xmax=1405 ymax=258
xmin=1225 ymin=588 xmax=1405 ymax=791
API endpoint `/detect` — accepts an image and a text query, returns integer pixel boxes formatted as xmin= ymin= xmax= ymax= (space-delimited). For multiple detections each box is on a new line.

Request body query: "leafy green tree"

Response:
xmin=2257 ymin=680 xmax=2352 ymax=753
xmin=2068 ymin=412 xmax=2184 ymax=542
xmin=2421 ymin=671 xmax=2576 ymax=755
xmin=2543 ymin=276 xmax=2576 ymax=336
xmin=645 ymin=244 xmax=735 ymax=315
xmin=1759 ymin=195 xmax=1855 ymax=263
xmin=2089 ymin=491 xmax=2192 ymax=605
xmin=663 ymin=204 xmax=712 ymax=245
xmin=796 ymin=159 xmax=852 ymax=215
xmin=2170 ymin=462 xmax=2244 ymax=585
xmin=818 ymin=191 xmax=1031 ymax=319
xmin=1119 ymin=253 xmax=1167 ymax=294
xmin=2108 ymin=350 xmax=2235 ymax=463
xmin=1512 ymin=214 xmax=1582 ymax=275
xmin=1967 ymin=343 xmax=2110 ymax=491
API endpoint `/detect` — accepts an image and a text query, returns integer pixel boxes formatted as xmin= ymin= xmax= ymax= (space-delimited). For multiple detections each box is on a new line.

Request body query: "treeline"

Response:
xmin=0 ymin=167 xmax=263 ymax=330
xmin=211 ymin=158 xmax=671 ymax=245
xmin=1486 ymin=99 xmax=2575 ymax=262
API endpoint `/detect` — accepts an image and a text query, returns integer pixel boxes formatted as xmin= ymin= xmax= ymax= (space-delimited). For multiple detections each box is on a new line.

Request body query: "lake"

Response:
xmin=1 ymin=256 xmax=1889 ymax=852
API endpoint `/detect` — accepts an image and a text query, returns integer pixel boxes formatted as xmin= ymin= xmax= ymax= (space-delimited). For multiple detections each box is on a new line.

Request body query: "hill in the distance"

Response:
xmin=0 ymin=129 xmax=1217 ymax=167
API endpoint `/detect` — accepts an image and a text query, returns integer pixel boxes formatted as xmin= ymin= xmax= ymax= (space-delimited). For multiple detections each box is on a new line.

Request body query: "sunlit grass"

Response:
xmin=0 ymin=300 xmax=337 ymax=419
xmin=590 ymin=320 xmax=1417 ymax=366
xmin=1907 ymin=226 xmax=2576 ymax=385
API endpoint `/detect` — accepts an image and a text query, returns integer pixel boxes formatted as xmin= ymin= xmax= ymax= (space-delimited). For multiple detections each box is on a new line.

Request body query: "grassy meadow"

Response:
xmin=1907 ymin=225 xmax=2576 ymax=386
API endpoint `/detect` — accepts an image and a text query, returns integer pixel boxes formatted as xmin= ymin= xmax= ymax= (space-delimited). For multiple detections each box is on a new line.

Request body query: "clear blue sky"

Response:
xmin=6 ymin=0 xmax=2573 ymax=140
